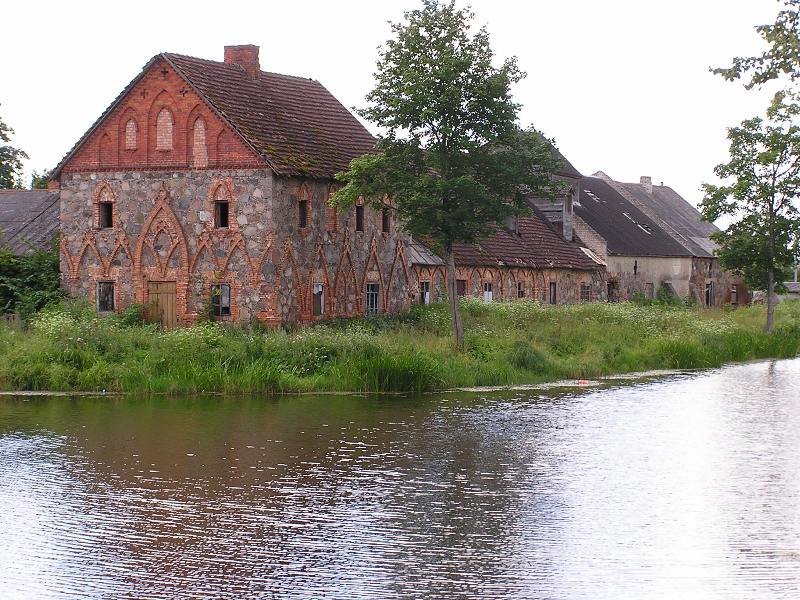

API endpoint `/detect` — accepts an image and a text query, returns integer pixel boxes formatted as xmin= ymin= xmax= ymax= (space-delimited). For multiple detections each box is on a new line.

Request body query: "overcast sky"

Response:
xmin=1 ymin=0 xmax=782 ymax=216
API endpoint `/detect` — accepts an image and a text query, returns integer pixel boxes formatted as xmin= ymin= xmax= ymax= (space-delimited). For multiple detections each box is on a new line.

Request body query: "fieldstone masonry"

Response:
xmin=60 ymin=170 xmax=411 ymax=325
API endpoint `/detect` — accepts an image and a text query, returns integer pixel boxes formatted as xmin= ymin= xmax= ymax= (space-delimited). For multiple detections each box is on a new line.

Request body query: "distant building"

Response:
xmin=599 ymin=173 xmax=748 ymax=306
xmin=545 ymin=168 xmax=748 ymax=307
xmin=0 ymin=189 xmax=59 ymax=255
xmin=785 ymin=266 xmax=799 ymax=300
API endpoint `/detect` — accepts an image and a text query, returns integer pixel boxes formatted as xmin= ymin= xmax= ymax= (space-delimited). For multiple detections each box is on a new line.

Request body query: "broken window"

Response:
xmin=483 ymin=282 xmax=493 ymax=303
xmin=420 ymin=281 xmax=430 ymax=305
xmin=365 ymin=282 xmax=379 ymax=315
xmin=705 ymin=281 xmax=714 ymax=307
xmin=299 ymin=199 xmax=308 ymax=229
xmin=580 ymin=283 xmax=591 ymax=303
xmin=97 ymin=281 xmax=115 ymax=312
xmin=517 ymin=281 xmax=525 ymax=299
xmin=549 ymin=282 xmax=557 ymax=305
xmin=98 ymin=202 xmax=113 ymax=228
xmin=355 ymin=205 xmax=365 ymax=232
xmin=456 ymin=279 xmax=467 ymax=297
xmin=312 ymin=283 xmax=324 ymax=316
xmin=215 ymin=200 xmax=229 ymax=228
xmin=381 ymin=207 xmax=390 ymax=233
xmin=211 ymin=283 xmax=231 ymax=317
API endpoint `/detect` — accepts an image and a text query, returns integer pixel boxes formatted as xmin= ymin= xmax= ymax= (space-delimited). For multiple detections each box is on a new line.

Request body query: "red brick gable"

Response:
xmin=61 ymin=58 xmax=265 ymax=174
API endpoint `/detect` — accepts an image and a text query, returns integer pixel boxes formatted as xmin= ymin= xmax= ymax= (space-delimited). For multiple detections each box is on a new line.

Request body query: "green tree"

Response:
xmin=30 ymin=170 xmax=49 ymax=189
xmin=0 ymin=104 xmax=28 ymax=189
xmin=713 ymin=0 xmax=799 ymax=90
xmin=701 ymin=106 xmax=800 ymax=332
xmin=332 ymin=0 xmax=561 ymax=346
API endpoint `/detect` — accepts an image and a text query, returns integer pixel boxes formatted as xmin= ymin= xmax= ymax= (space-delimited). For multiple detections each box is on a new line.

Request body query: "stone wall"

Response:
xmin=59 ymin=169 xmax=411 ymax=325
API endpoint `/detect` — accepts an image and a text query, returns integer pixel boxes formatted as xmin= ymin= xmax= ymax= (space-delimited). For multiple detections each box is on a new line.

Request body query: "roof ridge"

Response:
xmin=162 ymin=52 xmax=320 ymax=83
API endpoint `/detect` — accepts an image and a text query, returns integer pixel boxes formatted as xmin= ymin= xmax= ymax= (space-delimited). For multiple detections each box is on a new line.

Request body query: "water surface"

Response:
xmin=1 ymin=359 xmax=799 ymax=599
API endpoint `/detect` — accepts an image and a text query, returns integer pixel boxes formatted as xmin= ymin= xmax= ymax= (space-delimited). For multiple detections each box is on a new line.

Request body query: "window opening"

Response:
xmin=313 ymin=283 xmax=324 ymax=316
xmin=365 ymin=283 xmax=380 ymax=315
xmin=211 ymin=284 xmax=231 ymax=317
xmin=97 ymin=282 xmax=115 ymax=312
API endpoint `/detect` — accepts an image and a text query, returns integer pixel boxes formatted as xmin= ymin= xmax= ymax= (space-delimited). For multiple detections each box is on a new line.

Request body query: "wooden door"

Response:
xmin=147 ymin=281 xmax=177 ymax=328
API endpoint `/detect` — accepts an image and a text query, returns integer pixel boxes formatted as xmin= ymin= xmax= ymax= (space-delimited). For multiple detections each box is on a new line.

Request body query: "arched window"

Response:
xmin=124 ymin=119 xmax=138 ymax=150
xmin=192 ymin=117 xmax=208 ymax=168
xmin=156 ymin=108 xmax=173 ymax=150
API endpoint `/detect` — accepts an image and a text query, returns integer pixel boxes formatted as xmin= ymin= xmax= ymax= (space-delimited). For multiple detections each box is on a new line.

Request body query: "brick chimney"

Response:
xmin=640 ymin=175 xmax=653 ymax=195
xmin=224 ymin=45 xmax=260 ymax=79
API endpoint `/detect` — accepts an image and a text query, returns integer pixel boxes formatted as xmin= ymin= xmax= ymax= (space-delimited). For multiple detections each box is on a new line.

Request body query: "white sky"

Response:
xmin=1 ymin=0 xmax=782 ymax=217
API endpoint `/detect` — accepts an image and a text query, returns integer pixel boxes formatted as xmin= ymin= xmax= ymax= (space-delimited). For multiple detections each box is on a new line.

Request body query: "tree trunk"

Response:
xmin=445 ymin=248 xmax=464 ymax=349
xmin=766 ymin=268 xmax=775 ymax=333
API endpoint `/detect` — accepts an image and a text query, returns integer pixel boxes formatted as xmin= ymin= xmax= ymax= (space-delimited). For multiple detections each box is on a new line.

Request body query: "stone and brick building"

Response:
xmin=567 ymin=171 xmax=747 ymax=306
xmin=409 ymin=155 xmax=607 ymax=304
xmin=51 ymin=46 xmax=413 ymax=326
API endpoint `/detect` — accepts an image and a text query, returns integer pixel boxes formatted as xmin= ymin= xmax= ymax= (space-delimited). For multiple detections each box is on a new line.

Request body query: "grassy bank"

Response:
xmin=0 ymin=299 xmax=798 ymax=394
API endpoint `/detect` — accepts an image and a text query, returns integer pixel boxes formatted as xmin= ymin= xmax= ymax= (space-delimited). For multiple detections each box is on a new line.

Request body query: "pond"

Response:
xmin=1 ymin=358 xmax=799 ymax=599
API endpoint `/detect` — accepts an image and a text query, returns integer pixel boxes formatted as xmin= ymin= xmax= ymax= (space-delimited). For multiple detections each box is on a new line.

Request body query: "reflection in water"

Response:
xmin=1 ymin=358 xmax=799 ymax=599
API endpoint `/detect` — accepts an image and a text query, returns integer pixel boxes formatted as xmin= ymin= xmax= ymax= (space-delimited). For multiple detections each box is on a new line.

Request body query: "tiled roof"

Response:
xmin=576 ymin=177 xmax=691 ymax=257
xmin=607 ymin=179 xmax=719 ymax=257
xmin=409 ymin=208 xmax=602 ymax=271
xmin=0 ymin=190 xmax=59 ymax=255
xmin=164 ymin=53 xmax=377 ymax=179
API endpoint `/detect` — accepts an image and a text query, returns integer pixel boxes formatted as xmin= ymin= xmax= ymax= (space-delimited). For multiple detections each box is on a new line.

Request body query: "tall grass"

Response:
xmin=0 ymin=298 xmax=797 ymax=394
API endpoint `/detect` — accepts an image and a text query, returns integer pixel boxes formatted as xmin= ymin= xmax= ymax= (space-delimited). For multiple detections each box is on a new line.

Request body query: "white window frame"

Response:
xmin=483 ymin=282 xmax=493 ymax=303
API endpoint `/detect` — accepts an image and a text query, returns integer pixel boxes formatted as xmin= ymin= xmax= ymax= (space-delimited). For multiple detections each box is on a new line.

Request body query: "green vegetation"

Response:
xmin=0 ymin=242 xmax=63 ymax=321
xmin=0 ymin=299 xmax=797 ymax=395
xmin=332 ymin=1 xmax=561 ymax=346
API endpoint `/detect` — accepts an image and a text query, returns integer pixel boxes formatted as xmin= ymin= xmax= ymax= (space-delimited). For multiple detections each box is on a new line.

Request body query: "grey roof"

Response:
xmin=576 ymin=177 xmax=692 ymax=257
xmin=0 ymin=190 xmax=59 ymax=255
xmin=604 ymin=178 xmax=720 ymax=258
xmin=406 ymin=238 xmax=445 ymax=267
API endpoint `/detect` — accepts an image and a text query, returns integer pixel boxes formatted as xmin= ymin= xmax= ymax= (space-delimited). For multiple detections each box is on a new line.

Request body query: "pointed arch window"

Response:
xmin=192 ymin=117 xmax=208 ymax=168
xmin=124 ymin=119 xmax=138 ymax=150
xmin=156 ymin=108 xmax=174 ymax=150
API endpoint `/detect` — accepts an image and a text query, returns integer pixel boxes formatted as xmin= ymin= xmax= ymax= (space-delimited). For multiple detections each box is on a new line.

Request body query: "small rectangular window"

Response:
xmin=97 ymin=281 xmax=115 ymax=312
xmin=517 ymin=281 xmax=525 ymax=299
xmin=549 ymin=281 xmax=557 ymax=305
xmin=211 ymin=283 xmax=231 ymax=317
xmin=731 ymin=284 xmax=738 ymax=306
xmin=299 ymin=200 xmax=308 ymax=229
xmin=365 ymin=282 xmax=380 ymax=315
xmin=215 ymin=202 xmax=229 ymax=228
xmin=313 ymin=283 xmax=324 ymax=316
xmin=382 ymin=207 xmax=390 ymax=233
xmin=580 ymin=283 xmax=591 ymax=303
xmin=456 ymin=279 xmax=467 ymax=297
xmin=98 ymin=202 xmax=113 ymax=228
xmin=483 ymin=282 xmax=493 ymax=303
xmin=420 ymin=281 xmax=430 ymax=305
xmin=356 ymin=205 xmax=365 ymax=232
